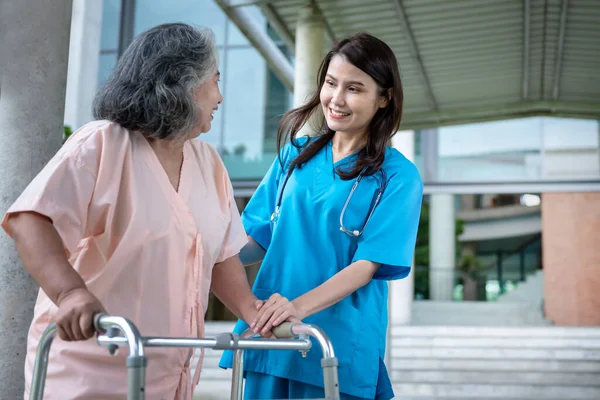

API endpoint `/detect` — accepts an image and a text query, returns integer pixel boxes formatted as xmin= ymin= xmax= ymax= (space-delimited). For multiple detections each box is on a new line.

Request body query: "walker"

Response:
xmin=29 ymin=314 xmax=340 ymax=400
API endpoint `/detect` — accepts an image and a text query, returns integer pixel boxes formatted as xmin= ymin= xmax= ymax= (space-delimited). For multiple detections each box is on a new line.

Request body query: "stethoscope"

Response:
xmin=270 ymin=166 xmax=387 ymax=237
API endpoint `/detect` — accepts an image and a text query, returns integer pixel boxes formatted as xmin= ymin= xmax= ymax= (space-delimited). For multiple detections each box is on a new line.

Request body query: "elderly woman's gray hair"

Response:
xmin=93 ymin=23 xmax=218 ymax=140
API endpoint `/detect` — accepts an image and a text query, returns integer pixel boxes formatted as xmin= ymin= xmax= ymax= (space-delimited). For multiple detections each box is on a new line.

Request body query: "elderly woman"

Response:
xmin=2 ymin=23 xmax=259 ymax=399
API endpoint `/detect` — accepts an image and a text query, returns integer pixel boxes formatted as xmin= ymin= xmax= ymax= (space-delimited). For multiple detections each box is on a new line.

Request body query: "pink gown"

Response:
xmin=2 ymin=120 xmax=247 ymax=399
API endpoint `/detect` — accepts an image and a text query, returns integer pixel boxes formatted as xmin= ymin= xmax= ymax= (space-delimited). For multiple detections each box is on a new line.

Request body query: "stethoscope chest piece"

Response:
xmin=270 ymin=206 xmax=281 ymax=223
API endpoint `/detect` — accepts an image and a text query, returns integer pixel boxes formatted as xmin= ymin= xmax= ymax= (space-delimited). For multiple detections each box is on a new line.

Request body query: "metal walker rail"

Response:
xmin=30 ymin=314 xmax=340 ymax=400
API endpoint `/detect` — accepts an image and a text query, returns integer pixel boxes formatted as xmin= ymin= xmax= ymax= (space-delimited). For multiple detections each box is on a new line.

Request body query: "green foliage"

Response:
xmin=63 ymin=125 xmax=73 ymax=143
xmin=458 ymin=252 xmax=486 ymax=280
xmin=233 ymin=144 xmax=247 ymax=156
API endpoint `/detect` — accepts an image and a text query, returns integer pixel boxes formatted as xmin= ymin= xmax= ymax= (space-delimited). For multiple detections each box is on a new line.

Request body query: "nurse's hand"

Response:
xmin=250 ymin=293 xmax=302 ymax=336
xmin=56 ymin=287 xmax=107 ymax=341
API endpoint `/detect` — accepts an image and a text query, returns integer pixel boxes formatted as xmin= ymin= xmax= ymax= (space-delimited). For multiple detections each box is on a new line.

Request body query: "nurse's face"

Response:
xmin=320 ymin=55 xmax=388 ymax=138
xmin=189 ymin=70 xmax=223 ymax=138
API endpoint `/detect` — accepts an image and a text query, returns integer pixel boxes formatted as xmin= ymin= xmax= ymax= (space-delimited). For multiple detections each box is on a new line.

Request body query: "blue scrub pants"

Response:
xmin=243 ymin=372 xmax=394 ymax=400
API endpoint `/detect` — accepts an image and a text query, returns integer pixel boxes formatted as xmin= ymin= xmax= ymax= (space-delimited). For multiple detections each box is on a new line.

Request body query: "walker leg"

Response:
xmin=127 ymin=355 xmax=147 ymax=400
xmin=321 ymin=358 xmax=340 ymax=400
xmin=29 ymin=323 xmax=57 ymax=400
xmin=230 ymin=349 xmax=244 ymax=400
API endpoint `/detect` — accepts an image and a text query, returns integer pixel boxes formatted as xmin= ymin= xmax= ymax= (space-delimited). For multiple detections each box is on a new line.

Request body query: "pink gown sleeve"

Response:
xmin=1 ymin=124 xmax=101 ymax=255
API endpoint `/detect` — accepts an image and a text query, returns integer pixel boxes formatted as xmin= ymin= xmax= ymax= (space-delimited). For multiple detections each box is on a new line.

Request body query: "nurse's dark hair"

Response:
xmin=93 ymin=23 xmax=218 ymax=140
xmin=277 ymin=32 xmax=403 ymax=179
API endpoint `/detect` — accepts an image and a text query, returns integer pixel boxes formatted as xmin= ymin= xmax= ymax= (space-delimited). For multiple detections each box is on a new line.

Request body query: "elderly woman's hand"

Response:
xmin=250 ymin=293 xmax=302 ymax=336
xmin=55 ymin=288 xmax=107 ymax=341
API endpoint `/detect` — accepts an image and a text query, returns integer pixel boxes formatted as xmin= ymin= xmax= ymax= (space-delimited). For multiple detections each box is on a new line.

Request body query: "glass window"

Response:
xmin=134 ymin=0 xmax=227 ymax=45
xmin=418 ymin=117 xmax=600 ymax=184
xmin=100 ymin=0 xmax=122 ymax=50
xmin=97 ymin=52 xmax=118 ymax=87
xmin=222 ymin=47 xmax=267 ymax=156
xmin=437 ymin=118 xmax=543 ymax=182
xmin=220 ymin=47 xmax=273 ymax=179
xmin=541 ymin=118 xmax=600 ymax=179
xmin=263 ymin=65 xmax=292 ymax=153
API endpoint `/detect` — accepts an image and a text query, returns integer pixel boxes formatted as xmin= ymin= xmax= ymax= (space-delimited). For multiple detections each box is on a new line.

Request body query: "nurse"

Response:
xmin=219 ymin=33 xmax=423 ymax=399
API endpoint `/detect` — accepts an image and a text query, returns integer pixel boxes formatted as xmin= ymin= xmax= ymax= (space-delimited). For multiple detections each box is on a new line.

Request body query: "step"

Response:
xmin=391 ymin=326 xmax=600 ymax=337
xmin=391 ymin=370 xmax=600 ymax=386
xmin=391 ymin=347 xmax=600 ymax=360
xmin=390 ymin=358 xmax=600 ymax=373
xmin=194 ymin=380 xmax=232 ymax=400
xmin=412 ymin=301 xmax=540 ymax=312
xmin=391 ymin=336 xmax=600 ymax=348
xmin=410 ymin=302 xmax=551 ymax=326
xmin=392 ymin=383 xmax=600 ymax=399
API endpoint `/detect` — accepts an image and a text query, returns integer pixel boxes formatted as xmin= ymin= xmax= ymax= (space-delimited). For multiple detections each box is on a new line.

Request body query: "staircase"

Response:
xmin=195 ymin=322 xmax=600 ymax=399
xmin=411 ymin=301 xmax=551 ymax=326
xmin=390 ymin=325 xmax=600 ymax=399
xmin=498 ymin=269 xmax=545 ymax=306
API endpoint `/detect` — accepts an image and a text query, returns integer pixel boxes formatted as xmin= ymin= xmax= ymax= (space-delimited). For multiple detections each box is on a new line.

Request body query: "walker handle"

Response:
xmin=272 ymin=322 xmax=299 ymax=338
xmin=93 ymin=313 xmax=108 ymax=333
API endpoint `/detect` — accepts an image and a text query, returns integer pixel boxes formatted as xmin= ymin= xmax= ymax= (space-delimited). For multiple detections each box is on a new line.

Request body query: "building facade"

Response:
xmin=64 ymin=0 xmax=600 ymax=326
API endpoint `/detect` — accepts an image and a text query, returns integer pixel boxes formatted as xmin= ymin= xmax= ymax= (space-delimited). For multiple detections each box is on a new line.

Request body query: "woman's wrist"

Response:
xmin=292 ymin=298 xmax=308 ymax=320
xmin=240 ymin=297 xmax=261 ymax=325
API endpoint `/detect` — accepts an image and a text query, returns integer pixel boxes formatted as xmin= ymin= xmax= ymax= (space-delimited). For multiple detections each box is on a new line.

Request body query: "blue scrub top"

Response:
xmin=219 ymin=137 xmax=423 ymax=399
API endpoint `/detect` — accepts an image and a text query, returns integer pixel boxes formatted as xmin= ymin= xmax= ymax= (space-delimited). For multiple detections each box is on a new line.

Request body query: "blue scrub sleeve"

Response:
xmin=241 ymin=147 xmax=290 ymax=251
xmin=352 ymin=166 xmax=423 ymax=280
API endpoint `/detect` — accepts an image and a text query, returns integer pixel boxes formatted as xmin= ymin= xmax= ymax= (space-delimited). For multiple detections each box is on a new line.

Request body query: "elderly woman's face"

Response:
xmin=190 ymin=71 xmax=223 ymax=137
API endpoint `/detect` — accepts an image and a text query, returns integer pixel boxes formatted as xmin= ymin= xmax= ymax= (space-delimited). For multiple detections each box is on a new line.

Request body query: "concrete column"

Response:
xmin=64 ymin=0 xmax=104 ymax=130
xmin=0 ymin=0 xmax=72 ymax=396
xmin=389 ymin=131 xmax=416 ymax=325
xmin=293 ymin=5 xmax=325 ymax=137
xmin=429 ymin=194 xmax=456 ymax=301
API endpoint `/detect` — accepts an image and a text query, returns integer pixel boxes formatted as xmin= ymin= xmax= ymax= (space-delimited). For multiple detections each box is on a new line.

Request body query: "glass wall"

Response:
xmin=99 ymin=2 xmax=598 ymax=190
xmin=98 ymin=0 xmax=121 ymax=86
xmin=99 ymin=0 xmax=292 ymax=180
xmin=415 ymin=117 xmax=600 ymax=184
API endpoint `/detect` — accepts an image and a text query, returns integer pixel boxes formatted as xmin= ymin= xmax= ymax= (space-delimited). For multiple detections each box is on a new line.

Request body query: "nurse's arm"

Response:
xmin=293 ymin=259 xmax=380 ymax=318
xmin=238 ymin=236 xmax=266 ymax=266
xmin=251 ymin=260 xmax=380 ymax=333
xmin=211 ymin=254 xmax=263 ymax=324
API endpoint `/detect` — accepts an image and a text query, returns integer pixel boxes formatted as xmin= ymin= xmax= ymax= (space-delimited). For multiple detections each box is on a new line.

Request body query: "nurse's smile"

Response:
xmin=328 ymin=108 xmax=350 ymax=120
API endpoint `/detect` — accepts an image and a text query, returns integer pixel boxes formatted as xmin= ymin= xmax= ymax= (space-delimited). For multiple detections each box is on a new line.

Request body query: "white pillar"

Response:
xmin=64 ymin=0 xmax=104 ymax=130
xmin=389 ymin=131 xmax=416 ymax=325
xmin=293 ymin=5 xmax=325 ymax=115
xmin=386 ymin=131 xmax=415 ymax=368
xmin=429 ymin=194 xmax=456 ymax=301
xmin=0 ymin=0 xmax=72 ymax=396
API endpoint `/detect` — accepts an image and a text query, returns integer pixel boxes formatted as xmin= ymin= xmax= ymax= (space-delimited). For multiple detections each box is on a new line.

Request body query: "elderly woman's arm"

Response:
xmin=211 ymin=254 xmax=262 ymax=325
xmin=7 ymin=212 xmax=106 ymax=341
